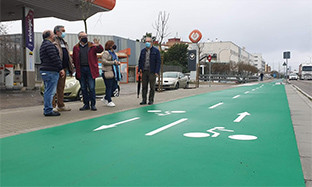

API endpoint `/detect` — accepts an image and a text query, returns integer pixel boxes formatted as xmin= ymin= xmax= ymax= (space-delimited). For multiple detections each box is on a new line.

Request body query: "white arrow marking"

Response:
xmin=232 ymin=95 xmax=240 ymax=99
xmin=209 ymin=102 xmax=223 ymax=109
xmin=93 ymin=117 xmax=140 ymax=131
xmin=145 ymin=118 xmax=188 ymax=136
xmin=234 ymin=112 xmax=250 ymax=122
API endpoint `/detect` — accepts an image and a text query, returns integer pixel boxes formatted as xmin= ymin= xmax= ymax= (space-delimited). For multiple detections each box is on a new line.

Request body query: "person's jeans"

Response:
xmin=40 ymin=70 xmax=59 ymax=114
xmin=142 ymin=70 xmax=156 ymax=103
xmin=79 ymin=66 xmax=96 ymax=107
xmin=102 ymin=74 xmax=114 ymax=102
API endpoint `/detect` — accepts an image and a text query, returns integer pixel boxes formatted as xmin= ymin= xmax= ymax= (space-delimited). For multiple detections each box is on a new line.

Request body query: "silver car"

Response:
xmin=156 ymin=71 xmax=189 ymax=89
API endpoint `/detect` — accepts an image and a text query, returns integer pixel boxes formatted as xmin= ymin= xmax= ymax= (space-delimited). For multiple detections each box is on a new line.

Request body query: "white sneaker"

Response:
xmin=106 ymin=102 xmax=116 ymax=107
xmin=101 ymin=98 xmax=108 ymax=104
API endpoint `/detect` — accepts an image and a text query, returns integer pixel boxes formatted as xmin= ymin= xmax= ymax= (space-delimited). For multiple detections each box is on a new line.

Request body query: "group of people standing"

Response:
xmin=39 ymin=25 xmax=160 ymax=117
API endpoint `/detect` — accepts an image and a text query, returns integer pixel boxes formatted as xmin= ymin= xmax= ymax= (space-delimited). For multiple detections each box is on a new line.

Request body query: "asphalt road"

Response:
xmin=289 ymin=80 xmax=312 ymax=97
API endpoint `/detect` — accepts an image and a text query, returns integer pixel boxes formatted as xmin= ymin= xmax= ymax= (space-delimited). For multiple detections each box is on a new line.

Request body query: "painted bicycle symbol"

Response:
xmin=183 ymin=127 xmax=258 ymax=141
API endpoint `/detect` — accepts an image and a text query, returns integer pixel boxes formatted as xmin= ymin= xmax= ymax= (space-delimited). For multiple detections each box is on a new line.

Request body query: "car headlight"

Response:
xmin=65 ymin=80 xmax=77 ymax=89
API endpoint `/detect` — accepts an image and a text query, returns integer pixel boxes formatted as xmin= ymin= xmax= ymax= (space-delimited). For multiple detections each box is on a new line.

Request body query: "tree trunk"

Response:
xmin=83 ymin=19 xmax=88 ymax=34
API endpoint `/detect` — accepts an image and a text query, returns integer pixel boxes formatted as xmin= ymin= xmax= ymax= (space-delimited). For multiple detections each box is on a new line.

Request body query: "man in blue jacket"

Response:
xmin=138 ymin=37 xmax=161 ymax=105
xmin=39 ymin=30 xmax=65 ymax=116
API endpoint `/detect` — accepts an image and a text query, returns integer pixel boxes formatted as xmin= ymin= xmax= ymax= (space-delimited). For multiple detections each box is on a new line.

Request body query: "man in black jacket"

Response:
xmin=138 ymin=37 xmax=161 ymax=105
xmin=39 ymin=30 xmax=65 ymax=116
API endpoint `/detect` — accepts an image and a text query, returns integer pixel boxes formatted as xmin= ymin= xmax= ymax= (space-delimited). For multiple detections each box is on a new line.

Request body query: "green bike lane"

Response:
xmin=0 ymin=81 xmax=305 ymax=186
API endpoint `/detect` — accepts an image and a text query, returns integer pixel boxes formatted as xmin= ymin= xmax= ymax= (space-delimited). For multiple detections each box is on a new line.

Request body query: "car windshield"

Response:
xmin=163 ymin=72 xmax=178 ymax=78
xmin=290 ymin=74 xmax=297 ymax=76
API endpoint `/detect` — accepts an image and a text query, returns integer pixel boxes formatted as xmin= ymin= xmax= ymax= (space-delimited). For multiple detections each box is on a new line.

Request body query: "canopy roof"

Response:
xmin=1 ymin=0 xmax=116 ymax=21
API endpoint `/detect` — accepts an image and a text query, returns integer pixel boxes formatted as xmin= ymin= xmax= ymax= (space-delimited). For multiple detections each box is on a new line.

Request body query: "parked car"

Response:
xmin=289 ymin=73 xmax=298 ymax=80
xmin=156 ymin=71 xmax=189 ymax=89
xmin=40 ymin=72 xmax=105 ymax=100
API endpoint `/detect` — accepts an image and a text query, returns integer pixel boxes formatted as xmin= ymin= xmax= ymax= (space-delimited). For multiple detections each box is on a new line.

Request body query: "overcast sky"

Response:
xmin=3 ymin=0 xmax=312 ymax=71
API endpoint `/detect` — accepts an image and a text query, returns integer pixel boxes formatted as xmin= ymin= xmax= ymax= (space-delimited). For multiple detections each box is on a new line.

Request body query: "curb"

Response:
xmin=291 ymin=84 xmax=312 ymax=101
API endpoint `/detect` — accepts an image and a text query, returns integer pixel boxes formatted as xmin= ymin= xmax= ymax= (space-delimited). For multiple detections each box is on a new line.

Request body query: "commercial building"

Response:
xmin=200 ymin=41 xmax=254 ymax=64
xmin=1 ymin=0 xmax=116 ymax=88
xmin=0 ymin=33 xmax=144 ymax=87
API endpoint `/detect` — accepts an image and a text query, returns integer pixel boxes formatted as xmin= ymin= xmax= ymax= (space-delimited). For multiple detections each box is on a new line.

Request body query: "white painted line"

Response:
xmin=147 ymin=110 xmax=162 ymax=113
xmin=158 ymin=111 xmax=171 ymax=116
xmin=184 ymin=132 xmax=210 ymax=138
xmin=93 ymin=117 xmax=140 ymax=131
xmin=209 ymin=102 xmax=224 ymax=109
xmin=228 ymin=135 xmax=257 ymax=140
xmin=171 ymin=111 xmax=186 ymax=113
xmin=234 ymin=112 xmax=250 ymax=122
xmin=244 ymin=91 xmax=250 ymax=94
xmin=145 ymin=118 xmax=188 ymax=136
xmin=252 ymin=89 xmax=256 ymax=91
xmin=232 ymin=95 xmax=240 ymax=99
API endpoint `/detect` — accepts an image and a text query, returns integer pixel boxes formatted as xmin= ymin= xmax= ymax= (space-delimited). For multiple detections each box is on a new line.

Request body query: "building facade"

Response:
xmin=0 ymin=33 xmax=145 ymax=84
xmin=200 ymin=41 xmax=254 ymax=65
xmin=253 ymin=53 xmax=266 ymax=72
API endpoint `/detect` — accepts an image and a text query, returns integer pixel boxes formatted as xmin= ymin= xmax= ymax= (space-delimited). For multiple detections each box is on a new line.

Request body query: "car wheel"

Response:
xmin=184 ymin=82 xmax=189 ymax=89
xmin=175 ymin=82 xmax=179 ymax=89
xmin=76 ymin=89 xmax=82 ymax=100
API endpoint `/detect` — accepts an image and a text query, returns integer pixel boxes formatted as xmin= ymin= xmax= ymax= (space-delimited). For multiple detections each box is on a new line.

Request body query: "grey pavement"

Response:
xmin=0 ymin=83 xmax=232 ymax=138
xmin=286 ymin=84 xmax=312 ymax=186
xmin=0 ymin=81 xmax=311 ymax=186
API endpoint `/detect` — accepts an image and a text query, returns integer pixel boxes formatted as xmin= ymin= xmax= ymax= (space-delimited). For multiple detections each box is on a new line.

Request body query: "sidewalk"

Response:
xmin=286 ymin=84 xmax=312 ymax=186
xmin=0 ymin=84 xmax=232 ymax=138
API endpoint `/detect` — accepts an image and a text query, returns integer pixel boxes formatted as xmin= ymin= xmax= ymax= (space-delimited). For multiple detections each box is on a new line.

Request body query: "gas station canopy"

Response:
xmin=1 ymin=0 xmax=116 ymax=21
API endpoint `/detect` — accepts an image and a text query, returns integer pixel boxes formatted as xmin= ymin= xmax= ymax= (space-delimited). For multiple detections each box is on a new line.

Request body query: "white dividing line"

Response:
xmin=209 ymin=102 xmax=224 ymax=109
xmin=93 ymin=117 xmax=140 ymax=131
xmin=145 ymin=118 xmax=188 ymax=136
xmin=171 ymin=111 xmax=186 ymax=113
xmin=232 ymin=95 xmax=240 ymax=99
xmin=147 ymin=110 xmax=162 ymax=113
xmin=244 ymin=91 xmax=250 ymax=94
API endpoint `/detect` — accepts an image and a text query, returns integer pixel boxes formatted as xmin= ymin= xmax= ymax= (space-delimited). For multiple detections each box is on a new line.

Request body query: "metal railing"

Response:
xmin=199 ymin=74 xmax=259 ymax=83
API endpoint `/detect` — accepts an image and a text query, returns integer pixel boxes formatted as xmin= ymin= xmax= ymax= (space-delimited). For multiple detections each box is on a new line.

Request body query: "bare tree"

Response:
xmin=79 ymin=0 xmax=94 ymax=33
xmin=153 ymin=11 xmax=170 ymax=50
xmin=0 ymin=23 xmax=8 ymax=35
xmin=153 ymin=11 xmax=170 ymax=91
xmin=196 ymin=42 xmax=205 ymax=63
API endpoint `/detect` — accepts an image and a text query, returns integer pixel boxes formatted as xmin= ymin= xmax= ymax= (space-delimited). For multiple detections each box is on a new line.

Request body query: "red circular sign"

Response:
xmin=189 ymin=29 xmax=202 ymax=43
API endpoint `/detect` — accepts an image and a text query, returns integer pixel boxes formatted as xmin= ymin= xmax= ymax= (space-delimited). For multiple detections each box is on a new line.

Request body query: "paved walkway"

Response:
xmin=0 ymin=84 xmax=232 ymax=138
xmin=286 ymin=84 xmax=312 ymax=186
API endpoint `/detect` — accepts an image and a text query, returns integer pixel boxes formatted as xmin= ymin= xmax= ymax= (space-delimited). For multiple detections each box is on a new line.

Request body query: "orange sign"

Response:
xmin=189 ymin=29 xmax=202 ymax=43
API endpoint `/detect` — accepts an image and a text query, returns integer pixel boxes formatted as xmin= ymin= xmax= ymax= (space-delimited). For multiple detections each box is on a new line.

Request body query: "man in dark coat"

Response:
xmin=39 ymin=30 xmax=65 ymax=116
xmin=138 ymin=37 xmax=161 ymax=105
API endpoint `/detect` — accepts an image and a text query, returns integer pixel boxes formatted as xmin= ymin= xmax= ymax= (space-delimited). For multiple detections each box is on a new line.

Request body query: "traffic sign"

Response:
xmin=208 ymin=55 xmax=212 ymax=62
xmin=189 ymin=29 xmax=202 ymax=43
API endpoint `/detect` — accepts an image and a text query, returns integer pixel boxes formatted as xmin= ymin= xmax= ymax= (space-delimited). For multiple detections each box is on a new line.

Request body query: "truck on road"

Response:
xmin=299 ymin=63 xmax=312 ymax=80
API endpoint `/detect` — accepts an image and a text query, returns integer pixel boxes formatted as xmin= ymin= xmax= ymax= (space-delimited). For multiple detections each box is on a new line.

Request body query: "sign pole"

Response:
xmin=196 ymin=49 xmax=199 ymax=88
xmin=189 ymin=29 xmax=202 ymax=88
xmin=207 ymin=54 xmax=212 ymax=87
